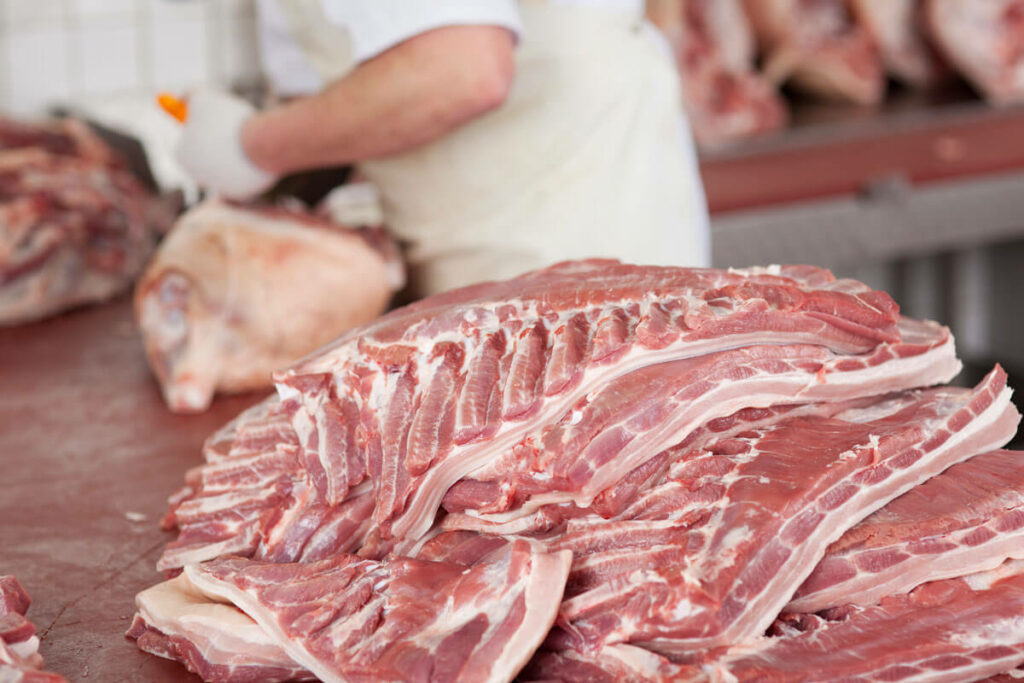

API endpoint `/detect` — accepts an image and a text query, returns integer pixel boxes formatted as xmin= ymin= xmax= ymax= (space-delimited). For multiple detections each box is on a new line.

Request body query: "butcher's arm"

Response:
xmin=242 ymin=25 xmax=516 ymax=175
xmin=645 ymin=0 xmax=684 ymax=42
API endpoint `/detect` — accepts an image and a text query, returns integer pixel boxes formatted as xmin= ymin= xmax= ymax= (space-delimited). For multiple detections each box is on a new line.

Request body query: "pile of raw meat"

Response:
xmin=135 ymin=198 xmax=404 ymax=413
xmin=652 ymin=0 xmax=1024 ymax=146
xmin=130 ymin=261 xmax=1024 ymax=681
xmin=0 ymin=576 xmax=65 ymax=682
xmin=0 ymin=116 xmax=172 ymax=325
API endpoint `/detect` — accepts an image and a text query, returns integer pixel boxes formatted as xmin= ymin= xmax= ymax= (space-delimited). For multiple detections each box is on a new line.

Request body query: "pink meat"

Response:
xmin=127 ymin=574 xmax=314 ymax=683
xmin=0 ymin=576 xmax=65 ymax=682
xmin=647 ymin=0 xmax=787 ymax=146
xmin=722 ymin=561 xmax=1024 ymax=681
xmin=275 ymin=262 xmax=956 ymax=548
xmin=926 ymin=0 xmax=1024 ymax=104
xmin=0 ymin=119 xmax=171 ymax=326
xmin=790 ymin=448 xmax=1024 ymax=612
xmin=548 ymin=367 xmax=1017 ymax=655
xmin=744 ymin=0 xmax=885 ymax=104
xmin=179 ymin=539 xmax=571 ymax=683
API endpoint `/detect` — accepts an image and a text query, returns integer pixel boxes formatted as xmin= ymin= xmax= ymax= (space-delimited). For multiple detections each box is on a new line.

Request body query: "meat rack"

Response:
xmin=702 ymin=85 xmax=1024 ymax=384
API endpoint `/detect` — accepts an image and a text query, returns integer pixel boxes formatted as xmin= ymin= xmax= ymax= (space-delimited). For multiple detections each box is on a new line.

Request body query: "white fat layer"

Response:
xmin=135 ymin=574 xmax=306 ymax=672
xmin=486 ymin=549 xmax=573 ymax=682
xmin=158 ymin=531 xmax=257 ymax=572
xmin=275 ymin=383 xmax=300 ymax=402
xmin=9 ymin=635 xmax=39 ymax=660
xmin=964 ymin=559 xmax=1024 ymax=591
xmin=952 ymin=615 xmax=1024 ymax=648
xmin=183 ymin=564 xmax=340 ymax=683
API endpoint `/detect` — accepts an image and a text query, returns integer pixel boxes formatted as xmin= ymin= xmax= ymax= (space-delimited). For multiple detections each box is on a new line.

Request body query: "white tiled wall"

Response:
xmin=0 ymin=0 xmax=261 ymax=117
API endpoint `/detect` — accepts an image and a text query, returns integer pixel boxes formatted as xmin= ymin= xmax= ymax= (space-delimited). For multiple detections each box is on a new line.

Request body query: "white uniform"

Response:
xmin=257 ymin=0 xmax=710 ymax=295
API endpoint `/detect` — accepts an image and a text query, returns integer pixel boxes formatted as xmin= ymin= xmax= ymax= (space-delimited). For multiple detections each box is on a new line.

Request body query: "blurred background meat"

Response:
xmin=742 ymin=0 xmax=884 ymax=105
xmin=926 ymin=0 xmax=1024 ymax=104
xmin=850 ymin=0 xmax=947 ymax=89
xmin=0 ymin=117 xmax=171 ymax=326
xmin=135 ymin=199 xmax=404 ymax=413
xmin=647 ymin=0 xmax=787 ymax=146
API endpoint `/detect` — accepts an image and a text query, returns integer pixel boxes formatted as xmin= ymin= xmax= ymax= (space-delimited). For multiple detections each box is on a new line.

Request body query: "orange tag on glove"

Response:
xmin=157 ymin=93 xmax=188 ymax=123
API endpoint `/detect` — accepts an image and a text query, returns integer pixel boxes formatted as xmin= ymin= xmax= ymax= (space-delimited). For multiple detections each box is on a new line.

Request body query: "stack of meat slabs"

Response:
xmin=129 ymin=261 xmax=1024 ymax=682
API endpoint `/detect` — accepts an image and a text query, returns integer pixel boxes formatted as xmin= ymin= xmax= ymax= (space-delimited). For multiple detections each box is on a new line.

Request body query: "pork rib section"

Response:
xmin=127 ymin=574 xmax=314 ymax=682
xmin=790 ymin=448 xmax=1024 ymax=613
xmin=179 ymin=539 xmax=570 ymax=683
xmin=136 ymin=199 xmax=404 ymax=413
xmin=158 ymin=395 xmax=378 ymax=571
xmin=527 ymin=562 xmax=1024 ymax=682
xmin=716 ymin=560 xmax=1024 ymax=682
xmin=440 ymin=317 xmax=958 ymax=536
xmin=550 ymin=367 xmax=1017 ymax=655
xmin=275 ymin=262 xmax=958 ymax=547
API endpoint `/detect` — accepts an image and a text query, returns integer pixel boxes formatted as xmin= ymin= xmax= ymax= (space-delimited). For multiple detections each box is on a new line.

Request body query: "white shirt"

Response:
xmin=258 ymin=0 xmax=644 ymax=96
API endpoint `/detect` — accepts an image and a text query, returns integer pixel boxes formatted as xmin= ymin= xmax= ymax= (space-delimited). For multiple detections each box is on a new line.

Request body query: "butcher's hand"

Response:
xmin=175 ymin=89 xmax=277 ymax=200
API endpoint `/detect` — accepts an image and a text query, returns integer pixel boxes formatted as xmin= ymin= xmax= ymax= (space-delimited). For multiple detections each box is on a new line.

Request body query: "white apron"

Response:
xmin=265 ymin=0 xmax=710 ymax=295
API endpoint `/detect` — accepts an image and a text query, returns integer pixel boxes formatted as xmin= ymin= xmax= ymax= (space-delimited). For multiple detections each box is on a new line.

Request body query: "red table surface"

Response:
xmin=1 ymin=296 xmax=266 ymax=682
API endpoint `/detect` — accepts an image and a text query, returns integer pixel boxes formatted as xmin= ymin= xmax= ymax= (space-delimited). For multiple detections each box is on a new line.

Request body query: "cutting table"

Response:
xmin=5 ymin=86 xmax=1024 ymax=683
xmin=0 ymin=297 xmax=264 ymax=681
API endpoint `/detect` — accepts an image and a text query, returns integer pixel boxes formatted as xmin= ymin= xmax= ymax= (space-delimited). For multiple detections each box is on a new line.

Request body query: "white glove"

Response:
xmin=174 ymin=88 xmax=277 ymax=200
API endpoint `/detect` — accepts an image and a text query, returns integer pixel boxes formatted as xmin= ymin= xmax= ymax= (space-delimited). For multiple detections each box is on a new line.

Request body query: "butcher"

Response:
xmin=176 ymin=0 xmax=710 ymax=296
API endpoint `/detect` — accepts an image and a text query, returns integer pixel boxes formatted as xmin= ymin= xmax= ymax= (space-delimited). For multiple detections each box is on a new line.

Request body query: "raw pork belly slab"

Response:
xmin=128 ymin=574 xmax=314 ymax=682
xmin=0 ymin=121 xmax=171 ymax=326
xmin=439 ymin=398 xmax=885 ymax=537
xmin=550 ymin=367 xmax=1017 ymax=655
xmin=138 ymin=260 xmax=1024 ymax=681
xmin=179 ymin=539 xmax=571 ymax=683
xmin=136 ymin=199 xmax=404 ymax=413
xmin=743 ymin=0 xmax=884 ymax=104
xmin=790 ymin=448 xmax=1024 ymax=613
xmin=529 ymin=562 xmax=1024 ymax=682
xmin=0 ymin=576 xmax=65 ymax=682
xmin=441 ymin=318 xmax=957 ymax=534
xmin=926 ymin=0 xmax=1024 ymax=104
xmin=275 ymin=261 xmax=959 ymax=547
xmin=718 ymin=560 xmax=1024 ymax=682
xmin=0 ymin=116 xmax=115 ymax=162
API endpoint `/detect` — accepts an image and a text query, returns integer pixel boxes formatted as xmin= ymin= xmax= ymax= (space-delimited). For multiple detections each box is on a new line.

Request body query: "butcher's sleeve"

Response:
xmin=319 ymin=0 xmax=522 ymax=63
